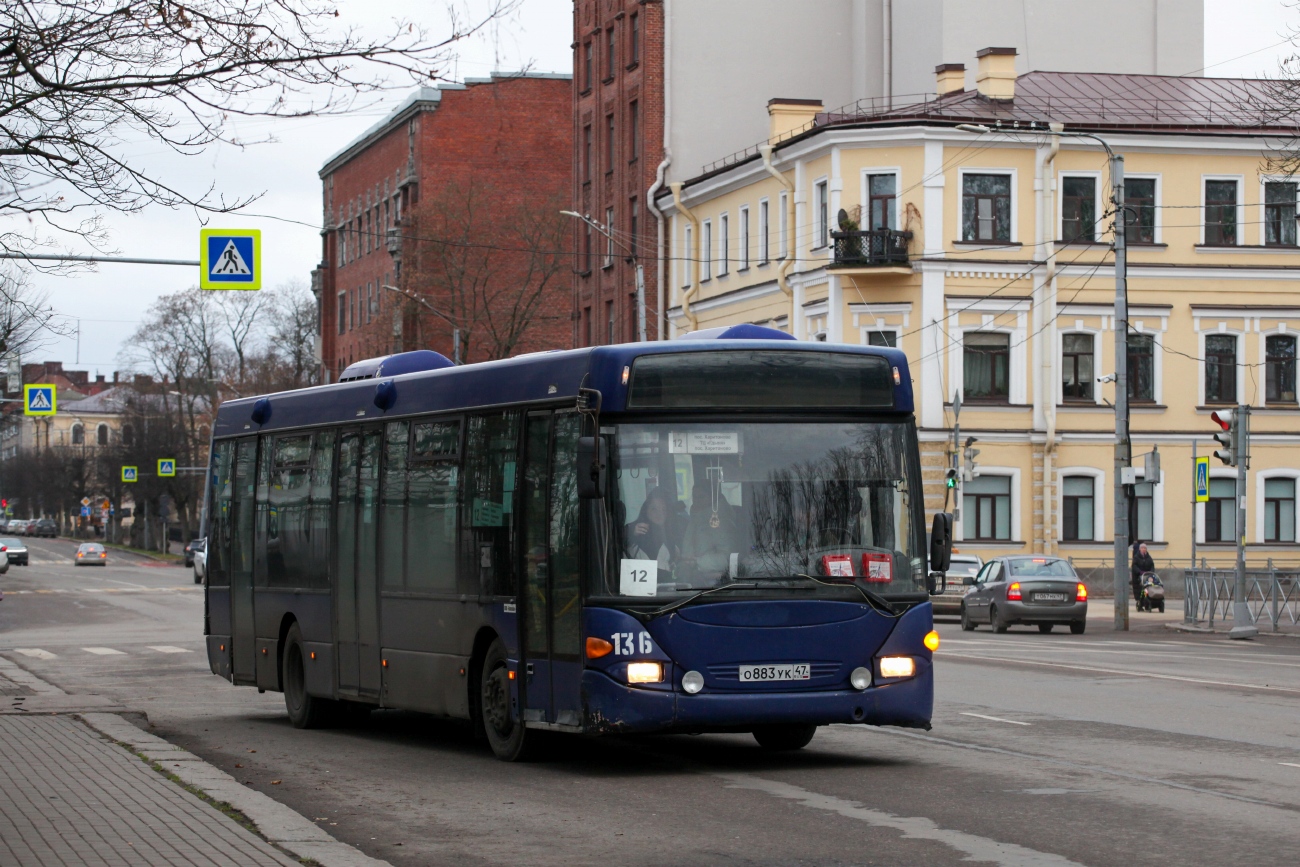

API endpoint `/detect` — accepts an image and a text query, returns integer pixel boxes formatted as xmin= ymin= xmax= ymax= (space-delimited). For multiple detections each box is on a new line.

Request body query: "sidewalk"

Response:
xmin=0 ymin=658 xmax=389 ymax=867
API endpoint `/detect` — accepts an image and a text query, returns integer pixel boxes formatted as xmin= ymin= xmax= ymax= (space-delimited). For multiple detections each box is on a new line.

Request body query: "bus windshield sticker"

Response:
xmin=472 ymin=498 xmax=504 ymax=527
xmin=620 ymin=558 xmax=659 ymax=596
xmin=862 ymin=552 xmax=892 ymax=583
xmin=668 ymin=432 xmax=739 ymax=454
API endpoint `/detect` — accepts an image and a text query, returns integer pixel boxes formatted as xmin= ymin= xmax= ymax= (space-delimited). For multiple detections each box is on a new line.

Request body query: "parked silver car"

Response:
xmin=960 ymin=556 xmax=1088 ymax=634
xmin=930 ymin=553 xmax=984 ymax=616
xmin=192 ymin=538 xmax=207 ymax=584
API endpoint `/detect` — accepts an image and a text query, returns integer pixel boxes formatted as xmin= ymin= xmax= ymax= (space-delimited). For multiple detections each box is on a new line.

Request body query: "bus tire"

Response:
xmin=480 ymin=638 xmax=534 ymax=761
xmin=282 ymin=623 xmax=333 ymax=729
xmin=753 ymin=723 xmax=817 ymax=751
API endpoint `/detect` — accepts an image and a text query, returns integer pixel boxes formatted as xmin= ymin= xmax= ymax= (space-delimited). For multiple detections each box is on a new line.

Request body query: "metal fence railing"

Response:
xmin=1183 ymin=568 xmax=1300 ymax=632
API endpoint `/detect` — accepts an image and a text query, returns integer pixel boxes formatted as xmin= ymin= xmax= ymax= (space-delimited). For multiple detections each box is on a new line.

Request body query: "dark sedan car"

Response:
xmin=960 ymin=556 xmax=1088 ymax=634
xmin=33 ymin=519 xmax=58 ymax=538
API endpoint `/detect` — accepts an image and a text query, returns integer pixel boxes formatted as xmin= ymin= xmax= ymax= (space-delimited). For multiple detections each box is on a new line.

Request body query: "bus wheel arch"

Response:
xmin=275 ymin=613 xmax=299 ymax=693
xmin=467 ymin=627 xmax=500 ymax=739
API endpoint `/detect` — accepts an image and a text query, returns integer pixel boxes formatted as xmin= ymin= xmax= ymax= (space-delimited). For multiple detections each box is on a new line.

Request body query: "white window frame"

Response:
xmin=1057 ymin=171 xmax=1103 ymax=243
xmin=859 ymin=167 xmax=902 ymax=231
xmin=1197 ymin=327 xmax=1245 ymax=407
xmin=1058 ymin=328 xmax=1102 ymax=405
xmin=1199 ymin=468 xmax=1239 ymax=545
xmin=701 ymin=219 xmax=713 ymax=281
xmin=1200 ymin=175 xmax=1245 ymax=247
xmin=1131 ymin=466 xmax=1165 ymax=544
xmin=778 ymin=191 xmax=789 ymax=260
xmin=1260 ymin=325 xmax=1299 ymax=407
xmin=738 ymin=205 xmax=750 ymax=270
xmin=1256 ymin=469 xmax=1300 ymax=544
xmin=861 ymin=327 xmax=898 ymax=348
xmin=1128 ymin=321 xmax=1164 ymax=405
xmin=1258 ymin=174 xmax=1300 ymax=248
xmin=957 ymin=167 xmax=1019 ymax=244
xmin=956 ymin=325 xmax=1027 ymax=405
xmin=1124 ymin=173 xmax=1162 ymax=245
xmin=1056 ymin=467 xmax=1105 ymax=543
xmin=813 ymin=177 xmax=829 ymax=249
xmin=956 ymin=467 xmax=1022 ymax=543
xmin=758 ymin=198 xmax=770 ymax=264
xmin=718 ymin=213 xmax=729 ymax=276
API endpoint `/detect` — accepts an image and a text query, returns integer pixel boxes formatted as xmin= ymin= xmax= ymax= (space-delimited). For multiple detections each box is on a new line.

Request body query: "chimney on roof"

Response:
xmin=767 ymin=98 xmax=824 ymax=143
xmin=935 ymin=63 xmax=966 ymax=97
xmin=975 ymin=47 xmax=1017 ymax=101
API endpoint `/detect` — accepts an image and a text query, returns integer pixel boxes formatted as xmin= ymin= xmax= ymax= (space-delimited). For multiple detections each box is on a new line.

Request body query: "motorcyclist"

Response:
xmin=1130 ymin=541 xmax=1154 ymax=609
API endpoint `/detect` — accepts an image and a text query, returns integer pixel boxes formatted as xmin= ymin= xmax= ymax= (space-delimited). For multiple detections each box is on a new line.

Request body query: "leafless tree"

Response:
xmin=0 ymin=265 xmax=71 ymax=366
xmin=0 ymin=0 xmax=521 ymax=257
xmin=266 ymin=279 xmax=322 ymax=389
xmin=214 ymin=290 xmax=268 ymax=384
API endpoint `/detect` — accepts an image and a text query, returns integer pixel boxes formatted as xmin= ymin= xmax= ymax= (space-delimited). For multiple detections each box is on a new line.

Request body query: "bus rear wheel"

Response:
xmin=282 ymin=623 xmax=334 ymax=729
xmin=480 ymin=638 xmax=534 ymax=761
xmin=752 ymin=723 xmax=817 ymax=751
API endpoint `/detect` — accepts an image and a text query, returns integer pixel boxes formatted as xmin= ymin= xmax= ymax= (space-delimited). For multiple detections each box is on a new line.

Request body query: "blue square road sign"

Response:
xmin=200 ymin=229 xmax=261 ymax=290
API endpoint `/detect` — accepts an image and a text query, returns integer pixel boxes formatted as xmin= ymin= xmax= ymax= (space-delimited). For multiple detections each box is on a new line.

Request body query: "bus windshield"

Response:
xmin=598 ymin=420 xmax=925 ymax=600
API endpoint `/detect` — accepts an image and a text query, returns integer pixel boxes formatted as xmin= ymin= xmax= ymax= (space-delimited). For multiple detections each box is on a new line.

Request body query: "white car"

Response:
xmin=193 ymin=542 xmax=207 ymax=584
xmin=931 ymin=553 xmax=983 ymax=615
xmin=0 ymin=545 xmax=8 ymax=574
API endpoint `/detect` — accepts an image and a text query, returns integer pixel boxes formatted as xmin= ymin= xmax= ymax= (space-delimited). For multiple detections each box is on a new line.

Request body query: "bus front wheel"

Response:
xmin=752 ymin=723 xmax=817 ymax=751
xmin=480 ymin=638 xmax=534 ymax=761
xmin=282 ymin=623 xmax=333 ymax=729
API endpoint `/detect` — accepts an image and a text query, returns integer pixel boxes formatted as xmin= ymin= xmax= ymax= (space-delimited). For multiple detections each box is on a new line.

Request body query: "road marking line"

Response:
xmin=716 ymin=772 xmax=1084 ymax=867
xmin=13 ymin=649 xmax=56 ymax=660
xmin=147 ymin=646 xmax=192 ymax=654
xmin=945 ymin=653 xmax=1300 ymax=694
xmin=959 ymin=712 xmax=1031 ymax=726
xmin=82 ymin=647 xmax=127 ymax=656
xmin=1280 ymin=762 xmax=1300 ymax=769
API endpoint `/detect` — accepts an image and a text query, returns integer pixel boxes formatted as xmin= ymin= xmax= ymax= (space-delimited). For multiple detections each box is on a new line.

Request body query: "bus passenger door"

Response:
xmin=335 ymin=430 xmax=361 ymax=695
xmin=335 ymin=427 xmax=383 ymax=699
xmin=356 ymin=428 xmax=383 ymax=697
xmin=519 ymin=413 xmax=553 ymax=722
xmin=230 ymin=437 xmax=258 ymax=685
xmin=547 ymin=414 xmax=583 ymax=725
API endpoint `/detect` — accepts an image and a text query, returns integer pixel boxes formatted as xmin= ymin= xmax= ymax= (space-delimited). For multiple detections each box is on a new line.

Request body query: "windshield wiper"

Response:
xmin=794 ymin=573 xmax=902 ymax=617
xmin=636 ymin=582 xmax=759 ymax=621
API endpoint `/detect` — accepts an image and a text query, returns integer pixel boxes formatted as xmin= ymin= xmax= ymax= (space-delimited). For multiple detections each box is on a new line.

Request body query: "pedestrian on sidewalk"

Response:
xmin=1130 ymin=541 xmax=1154 ymax=608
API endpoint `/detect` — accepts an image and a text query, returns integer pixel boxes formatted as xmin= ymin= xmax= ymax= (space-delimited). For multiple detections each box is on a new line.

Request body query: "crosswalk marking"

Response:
xmin=9 ymin=646 xmax=197 ymax=659
xmin=82 ymin=647 xmax=127 ymax=656
xmin=13 ymin=649 xmax=57 ymax=660
xmin=147 ymin=646 xmax=192 ymax=654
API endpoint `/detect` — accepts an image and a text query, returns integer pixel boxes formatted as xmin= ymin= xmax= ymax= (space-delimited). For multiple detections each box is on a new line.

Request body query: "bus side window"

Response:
xmin=408 ymin=419 xmax=460 ymax=593
xmin=208 ymin=441 xmax=234 ymax=586
xmin=550 ymin=414 xmax=582 ymax=658
xmin=308 ymin=431 xmax=335 ymax=590
xmin=381 ymin=421 xmax=409 ymax=589
xmin=463 ymin=411 xmax=521 ymax=597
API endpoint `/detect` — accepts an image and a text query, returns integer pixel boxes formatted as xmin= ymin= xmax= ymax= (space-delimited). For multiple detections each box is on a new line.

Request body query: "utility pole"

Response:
xmin=1230 ymin=405 xmax=1257 ymax=639
xmin=1190 ymin=440 xmax=1198 ymax=569
xmin=562 ymin=210 xmax=648 ymax=342
xmin=951 ymin=391 xmax=962 ymax=527
xmin=1111 ymin=153 xmax=1131 ymax=632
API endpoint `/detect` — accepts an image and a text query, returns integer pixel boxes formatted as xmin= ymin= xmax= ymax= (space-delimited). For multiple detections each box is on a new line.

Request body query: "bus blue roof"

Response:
xmin=212 ymin=340 xmax=913 ymax=437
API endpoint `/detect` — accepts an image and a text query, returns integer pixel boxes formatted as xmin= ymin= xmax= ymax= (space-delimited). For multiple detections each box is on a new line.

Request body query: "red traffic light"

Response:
xmin=1210 ymin=409 xmax=1234 ymax=431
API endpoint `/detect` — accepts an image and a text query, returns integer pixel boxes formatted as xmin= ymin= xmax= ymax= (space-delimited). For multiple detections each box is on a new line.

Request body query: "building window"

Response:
xmin=814 ymin=180 xmax=829 ymax=248
xmin=606 ymin=299 xmax=615 ymax=345
xmin=583 ymin=41 xmax=592 ymax=91
xmin=605 ymin=27 xmax=615 ymax=80
xmin=962 ymin=173 xmax=1012 ymax=242
xmin=1204 ymin=179 xmax=1238 ymax=245
xmin=97 ymin=424 xmax=109 ymax=446
xmin=964 ymin=475 xmax=1012 ymax=541
xmin=1265 ymin=478 xmax=1297 ymax=543
xmin=1204 ymin=334 xmax=1237 ymax=404
xmin=1264 ymin=181 xmax=1297 ymax=247
xmin=604 ymin=206 xmax=615 ymax=268
xmin=867 ymin=330 xmax=897 ymax=348
xmin=627 ymin=292 xmax=637 ymax=342
xmin=605 ymin=114 xmax=615 ymax=172
xmin=629 ymin=12 xmax=640 ymax=65
xmin=122 ymin=425 xmax=134 ymax=446
xmin=682 ymin=225 xmax=692 ymax=288
xmin=1125 ymin=178 xmax=1157 ymax=244
xmin=583 ymin=306 xmax=592 ymax=346
xmin=337 ymin=292 xmax=346 ymax=335
xmin=71 ymin=423 xmax=84 ymax=445
xmin=628 ymin=100 xmax=639 ymax=162
xmin=778 ymin=192 xmax=789 ymax=259
xmin=1266 ymin=334 xmax=1297 ymax=402
xmin=738 ymin=206 xmax=750 ymax=270
xmin=1206 ymin=478 xmax=1236 ymax=542
xmin=1062 ymin=176 xmax=1097 ymax=242
xmin=583 ymin=124 xmax=592 ymax=182
xmin=718 ymin=214 xmax=729 ymax=276
xmin=867 ymin=174 xmax=897 ymax=230
xmin=701 ymin=220 xmax=712 ymax=280
xmin=1061 ymin=333 xmax=1094 ymax=401
xmin=758 ymin=199 xmax=770 ymax=263
xmin=1135 ymin=478 xmax=1155 ymax=541
xmin=583 ymin=220 xmax=593 ymax=273
xmin=964 ymin=332 xmax=1010 ymax=401
xmin=629 ymin=197 xmax=639 ymax=258
xmin=1127 ymin=333 xmax=1155 ymax=402
xmin=1062 ymin=476 xmax=1095 ymax=541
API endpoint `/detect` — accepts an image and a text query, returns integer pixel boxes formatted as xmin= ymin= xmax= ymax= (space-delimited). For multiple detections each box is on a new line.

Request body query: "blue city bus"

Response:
xmin=202 ymin=325 xmax=951 ymax=760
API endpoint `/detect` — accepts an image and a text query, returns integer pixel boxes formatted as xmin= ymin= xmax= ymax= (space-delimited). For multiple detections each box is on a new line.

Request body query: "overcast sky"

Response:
xmin=19 ymin=0 xmax=1300 ymax=378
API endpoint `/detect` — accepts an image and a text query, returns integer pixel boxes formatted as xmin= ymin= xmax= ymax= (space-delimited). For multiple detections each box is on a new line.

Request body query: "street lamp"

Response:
xmin=561 ymin=210 xmax=648 ymax=342
xmin=957 ymin=123 xmax=1132 ymax=631
xmin=382 ymin=285 xmax=461 ymax=364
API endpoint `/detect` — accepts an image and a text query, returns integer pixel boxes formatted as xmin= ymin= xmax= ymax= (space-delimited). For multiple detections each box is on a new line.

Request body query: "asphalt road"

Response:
xmin=3 ymin=536 xmax=1299 ymax=866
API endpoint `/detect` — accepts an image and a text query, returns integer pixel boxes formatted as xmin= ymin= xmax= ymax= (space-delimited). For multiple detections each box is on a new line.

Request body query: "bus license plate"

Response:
xmin=1035 ymin=592 xmax=1067 ymax=602
xmin=739 ymin=664 xmax=811 ymax=682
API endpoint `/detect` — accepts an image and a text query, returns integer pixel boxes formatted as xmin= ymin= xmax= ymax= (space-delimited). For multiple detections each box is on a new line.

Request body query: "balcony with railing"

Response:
xmin=830 ymin=229 xmax=913 ymax=270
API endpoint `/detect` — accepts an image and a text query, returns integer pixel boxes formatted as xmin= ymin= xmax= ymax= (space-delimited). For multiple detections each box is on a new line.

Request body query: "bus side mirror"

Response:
xmin=929 ymin=512 xmax=953 ymax=572
xmin=576 ymin=436 xmax=607 ymax=499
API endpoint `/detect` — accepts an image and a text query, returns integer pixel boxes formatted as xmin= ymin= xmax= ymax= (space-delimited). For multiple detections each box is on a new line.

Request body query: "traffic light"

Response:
xmin=962 ymin=437 xmax=980 ymax=481
xmin=1211 ymin=409 xmax=1237 ymax=466
xmin=945 ymin=468 xmax=958 ymax=489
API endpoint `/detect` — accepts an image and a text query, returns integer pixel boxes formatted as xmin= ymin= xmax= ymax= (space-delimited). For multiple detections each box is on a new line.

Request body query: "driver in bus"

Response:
xmin=625 ymin=487 xmax=680 ymax=576
xmin=682 ymin=483 xmax=744 ymax=582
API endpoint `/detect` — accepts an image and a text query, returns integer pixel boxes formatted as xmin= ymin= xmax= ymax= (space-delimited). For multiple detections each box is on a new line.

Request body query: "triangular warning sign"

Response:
xmin=28 ymin=390 xmax=52 ymax=410
xmin=211 ymin=239 xmax=252 ymax=276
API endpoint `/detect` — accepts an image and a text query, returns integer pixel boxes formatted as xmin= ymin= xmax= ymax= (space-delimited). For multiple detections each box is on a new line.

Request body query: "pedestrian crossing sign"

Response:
xmin=200 ymin=228 xmax=261 ymax=291
xmin=158 ymin=459 xmax=176 ymax=478
xmin=122 ymin=466 xmax=138 ymax=483
xmin=23 ymin=384 xmax=56 ymax=416
xmin=1194 ymin=456 xmax=1210 ymax=503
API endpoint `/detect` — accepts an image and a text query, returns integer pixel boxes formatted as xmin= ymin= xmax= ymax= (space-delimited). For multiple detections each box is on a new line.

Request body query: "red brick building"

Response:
xmin=572 ymin=0 xmax=665 ymax=345
xmin=315 ymin=73 xmax=573 ymax=378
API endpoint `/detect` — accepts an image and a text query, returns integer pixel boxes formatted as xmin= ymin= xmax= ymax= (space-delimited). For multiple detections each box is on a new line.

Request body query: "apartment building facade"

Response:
xmin=653 ymin=50 xmax=1300 ymax=566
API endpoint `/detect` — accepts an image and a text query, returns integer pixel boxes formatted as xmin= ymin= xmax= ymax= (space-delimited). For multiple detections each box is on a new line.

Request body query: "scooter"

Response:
xmin=1138 ymin=571 xmax=1165 ymax=613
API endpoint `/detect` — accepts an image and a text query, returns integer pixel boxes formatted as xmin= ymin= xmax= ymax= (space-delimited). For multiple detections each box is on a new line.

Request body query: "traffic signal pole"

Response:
xmin=1111 ymin=154 xmax=1131 ymax=632
xmin=1230 ymin=406 xmax=1257 ymax=639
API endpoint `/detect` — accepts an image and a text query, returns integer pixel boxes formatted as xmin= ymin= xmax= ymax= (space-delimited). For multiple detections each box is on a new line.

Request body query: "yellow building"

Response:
xmin=656 ymin=48 xmax=1300 ymax=570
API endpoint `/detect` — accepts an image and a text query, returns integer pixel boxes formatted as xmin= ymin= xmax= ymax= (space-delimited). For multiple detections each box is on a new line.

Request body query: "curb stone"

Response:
xmin=1164 ymin=622 xmax=1300 ymax=639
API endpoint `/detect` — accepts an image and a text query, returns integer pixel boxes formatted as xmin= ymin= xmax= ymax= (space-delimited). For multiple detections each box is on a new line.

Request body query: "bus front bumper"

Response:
xmin=580 ymin=668 xmax=933 ymax=735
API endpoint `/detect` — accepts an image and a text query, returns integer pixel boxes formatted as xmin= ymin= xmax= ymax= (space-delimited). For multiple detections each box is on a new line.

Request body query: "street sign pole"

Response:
xmin=1190 ymin=441 xmax=1198 ymax=569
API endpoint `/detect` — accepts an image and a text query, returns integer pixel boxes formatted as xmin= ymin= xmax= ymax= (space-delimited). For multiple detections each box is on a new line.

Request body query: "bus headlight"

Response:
xmin=850 ymin=667 xmax=872 ymax=690
xmin=879 ymin=656 xmax=916 ymax=679
xmin=626 ymin=662 xmax=663 ymax=684
xmin=681 ymin=670 xmax=704 ymax=694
